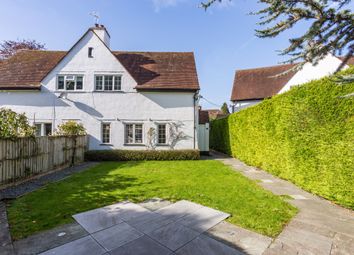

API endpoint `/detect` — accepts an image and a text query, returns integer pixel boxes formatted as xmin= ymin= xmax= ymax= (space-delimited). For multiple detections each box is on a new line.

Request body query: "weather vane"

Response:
xmin=89 ymin=11 xmax=100 ymax=24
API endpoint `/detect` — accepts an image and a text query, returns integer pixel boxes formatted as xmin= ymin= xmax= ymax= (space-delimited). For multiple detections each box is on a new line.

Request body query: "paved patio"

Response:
xmin=39 ymin=200 xmax=243 ymax=255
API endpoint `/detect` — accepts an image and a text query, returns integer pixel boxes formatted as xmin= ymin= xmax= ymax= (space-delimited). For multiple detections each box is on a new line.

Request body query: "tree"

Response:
xmin=0 ymin=39 xmax=45 ymax=60
xmin=201 ymin=0 xmax=353 ymax=72
xmin=54 ymin=121 xmax=87 ymax=136
xmin=221 ymin=102 xmax=230 ymax=114
xmin=0 ymin=108 xmax=35 ymax=138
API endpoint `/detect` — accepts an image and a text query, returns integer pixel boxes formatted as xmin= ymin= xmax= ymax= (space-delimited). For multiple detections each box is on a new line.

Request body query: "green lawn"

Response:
xmin=7 ymin=160 xmax=297 ymax=240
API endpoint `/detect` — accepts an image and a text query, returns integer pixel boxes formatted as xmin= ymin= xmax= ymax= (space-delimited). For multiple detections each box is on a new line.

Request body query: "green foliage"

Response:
xmin=54 ymin=121 xmax=87 ymax=136
xmin=0 ymin=108 xmax=35 ymax=138
xmin=85 ymin=149 xmax=200 ymax=161
xmin=8 ymin=160 xmax=296 ymax=239
xmin=221 ymin=102 xmax=230 ymax=114
xmin=210 ymin=67 xmax=354 ymax=209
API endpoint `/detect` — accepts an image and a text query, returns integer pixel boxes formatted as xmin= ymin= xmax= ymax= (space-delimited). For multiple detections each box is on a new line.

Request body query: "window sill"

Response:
xmin=55 ymin=90 xmax=86 ymax=93
xmin=124 ymin=143 xmax=146 ymax=147
xmin=156 ymin=144 xmax=169 ymax=147
xmin=93 ymin=91 xmax=124 ymax=93
xmin=100 ymin=143 xmax=113 ymax=146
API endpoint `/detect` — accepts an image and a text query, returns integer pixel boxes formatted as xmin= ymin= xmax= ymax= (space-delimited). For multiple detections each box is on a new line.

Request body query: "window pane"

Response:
xmin=76 ymin=76 xmax=83 ymax=90
xmin=35 ymin=124 xmax=41 ymax=136
xmin=104 ymin=76 xmax=113 ymax=90
xmin=125 ymin=124 xmax=134 ymax=144
xmin=135 ymin=124 xmax=143 ymax=144
xmin=66 ymin=80 xmax=75 ymax=90
xmin=57 ymin=76 xmax=64 ymax=90
xmin=102 ymin=123 xmax=110 ymax=143
xmin=44 ymin=123 xmax=52 ymax=136
xmin=95 ymin=76 xmax=103 ymax=90
xmin=158 ymin=124 xmax=166 ymax=144
xmin=114 ymin=76 xmax=121 ymax=90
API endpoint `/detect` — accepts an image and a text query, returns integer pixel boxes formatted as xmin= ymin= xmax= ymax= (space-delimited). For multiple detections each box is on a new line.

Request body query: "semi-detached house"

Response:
xmin=0 ymin=24 xmax=200 ymax=150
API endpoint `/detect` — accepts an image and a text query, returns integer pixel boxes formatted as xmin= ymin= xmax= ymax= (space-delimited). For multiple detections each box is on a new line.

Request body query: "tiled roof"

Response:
xmin=231 ymin=63 xmax=297 ymax=101
xmin=113 ymin=51 xmax=199 ymax=91
xmin=199 ymin=110 xmax=209 ymax=124
xmin=0 ymin=50 xmax=66 ymax=90
xmin=231 ymin=56 xmax=354 ymax=101
xmin=0 ymin=50 xmax=199 ymax=91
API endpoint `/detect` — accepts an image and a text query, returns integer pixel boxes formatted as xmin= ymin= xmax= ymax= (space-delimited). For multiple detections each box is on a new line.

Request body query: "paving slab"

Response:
xmin=331 ymin=233 xmax=354 ymax=255
xmin=103 ymin=201 xmax=152 ymax=221
xmin=73 ymin=207 xmax=123 ymax=234
xmin=138 ymin=198 xmax=172 ymax=211
xmin=126 ymin=211 xmax=174 ymax=234
xmin=13 ymin=223 xmax=88 ymax=255
xmin=175 ymin=234 xmax=244 ymax=255
xmin=110 ymin=236 xmax=172 ymax=255
xmin=207 ymin=221 xmax=272 ymax=255
xmin=91 ymin=222 xmax=143 ymax=251
xmin=155 ymin=200 xmax=203 ymax=221
xmin=147 ymin=221 xmax=200 ymax=251
xmin=39 ymin=236 xmax=106 ymax=255
xmin=289 ymin=194 xmax=308 ymax=200
xmin=178 ymin=206 xmax=230 ymax=233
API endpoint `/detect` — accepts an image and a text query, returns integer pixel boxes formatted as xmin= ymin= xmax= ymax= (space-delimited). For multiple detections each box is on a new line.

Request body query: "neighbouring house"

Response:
xmin=203 ymin=109 xmax=227 ymax=120
xmin=0 ymin=24 xmax=200 ymax=150
xmin=231 ymin=54 xmax=354 ymax=112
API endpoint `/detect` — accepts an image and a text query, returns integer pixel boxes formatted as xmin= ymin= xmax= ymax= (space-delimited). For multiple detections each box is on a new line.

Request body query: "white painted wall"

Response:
xmin=0 ymin=29 xmax=198 ymax=151
xmin=232 ymin=100 xmax=262 ymax=112
xmin=279 ymin=54 xmax=347 ymax=93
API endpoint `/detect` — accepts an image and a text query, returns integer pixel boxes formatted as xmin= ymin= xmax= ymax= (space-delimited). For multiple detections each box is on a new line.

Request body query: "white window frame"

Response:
xmin=34 ymin=122 xmax=52 ymax=136
xmin=101 ymin=122 xmax=111 ymax=144
xmin=124 ymin=123 xmax=144 ymax=145
xmin=57 ymin=75 xmax=84 ymax=91
xmin=156 ymin=123 xmax=168 ymax=145
xmin=94 ymin=75 xmax=122 ymax=91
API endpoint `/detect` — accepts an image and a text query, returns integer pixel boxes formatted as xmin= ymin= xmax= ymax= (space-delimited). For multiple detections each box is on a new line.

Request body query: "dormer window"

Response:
xmin=57 ymin=75 xmax=84 ymax=91
xmin=88 ymin=47 xmax=93 ymax=58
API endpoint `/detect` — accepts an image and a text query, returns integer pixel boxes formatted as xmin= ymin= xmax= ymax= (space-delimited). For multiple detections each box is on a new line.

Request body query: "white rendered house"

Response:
xmin=231 ymin=54 xmax=354 ymax=112
xmin=0 ymin=25 xmax=200 ymax=150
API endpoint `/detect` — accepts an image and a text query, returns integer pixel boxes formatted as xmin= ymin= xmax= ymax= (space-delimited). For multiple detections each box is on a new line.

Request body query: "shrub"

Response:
xmin=210 ymin=67 xmax=354 ymax=209
xmin=85 ymin=149 xmax=200 ymax=161
xmin=0 ymin=108 xmax=35 ymax=138
xmin=54 ymin=121 xmax=87 ymax=136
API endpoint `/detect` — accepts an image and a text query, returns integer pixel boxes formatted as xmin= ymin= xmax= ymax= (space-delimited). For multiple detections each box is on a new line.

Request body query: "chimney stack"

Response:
xmin=92 ymin=24 xmax=110 ymax=48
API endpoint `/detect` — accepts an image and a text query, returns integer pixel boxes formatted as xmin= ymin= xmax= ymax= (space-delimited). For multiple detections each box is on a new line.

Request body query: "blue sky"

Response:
xmin=0 ymin=0 xmax=308 ymax=109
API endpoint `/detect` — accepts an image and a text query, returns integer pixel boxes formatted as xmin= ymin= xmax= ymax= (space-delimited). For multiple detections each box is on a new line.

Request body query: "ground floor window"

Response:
xmin=157 ymin=124 xmax=167 ymax=144
xmin=102 ymin=123 xmax=111 ymax=144
xmin=35 ymin=123 xmax=52 ymax=136
xmin=125 ymin=124 xmax=143 ymax=144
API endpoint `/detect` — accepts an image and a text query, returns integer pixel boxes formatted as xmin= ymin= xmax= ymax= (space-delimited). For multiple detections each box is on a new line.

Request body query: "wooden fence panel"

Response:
xmin=0 ymin=135 xmax=87 ymax=186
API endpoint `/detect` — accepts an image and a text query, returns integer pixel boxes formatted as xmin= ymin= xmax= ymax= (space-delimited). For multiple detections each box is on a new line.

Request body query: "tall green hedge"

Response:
xmin=211 ymin=67 xmax=354 ymax=209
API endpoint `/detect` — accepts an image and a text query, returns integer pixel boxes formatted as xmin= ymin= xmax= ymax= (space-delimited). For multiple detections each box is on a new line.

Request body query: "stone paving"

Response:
xmin=210 ymin=151 xmax=354 ymax=255
xmin=38 ymin=200 xmax=243 ymax=255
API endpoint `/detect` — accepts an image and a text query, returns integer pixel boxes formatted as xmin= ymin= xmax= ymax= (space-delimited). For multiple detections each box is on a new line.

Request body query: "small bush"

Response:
xmin=54 ymin=121 xmax=87 ymax=136
xmin=85 ymin=149 xmax=200 ymax=161
xmin=210 ymin=67 xmax=354 ymax=209
xmin=0 ymin=108 xmax=35 ymax=138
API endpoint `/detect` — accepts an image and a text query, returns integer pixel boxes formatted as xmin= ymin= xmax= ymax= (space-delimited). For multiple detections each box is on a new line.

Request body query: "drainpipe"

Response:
xmin=193 ymin=91 xmax=200 ymax=150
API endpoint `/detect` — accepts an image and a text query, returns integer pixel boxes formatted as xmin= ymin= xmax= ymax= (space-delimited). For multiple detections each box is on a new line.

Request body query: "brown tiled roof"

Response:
xmin=231 ymin=56 xmax=354 ymax=101
xmin=0 ymin=50 xmax=199 ymax=91
xmin=204 ymin=109 xmax=227 ymax=120
xmin=0 ymin=50 xmax=66 ymax=90
xmin=231 ymin=63 xmax=297 ymax=101
xmin=113 ymin=51 xmax=199 ymax=91
xmin=199 ymin=110 xmax=209 ymax=124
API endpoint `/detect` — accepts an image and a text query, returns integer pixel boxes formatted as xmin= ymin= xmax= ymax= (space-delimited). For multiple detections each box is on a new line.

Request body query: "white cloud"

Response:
xmin=151 ymin=0 xmax=187 ymax=12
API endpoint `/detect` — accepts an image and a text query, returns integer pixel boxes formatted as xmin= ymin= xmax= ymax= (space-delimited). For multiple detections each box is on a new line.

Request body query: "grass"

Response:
xmin=7 ymin=160 xmax=297 ymax=240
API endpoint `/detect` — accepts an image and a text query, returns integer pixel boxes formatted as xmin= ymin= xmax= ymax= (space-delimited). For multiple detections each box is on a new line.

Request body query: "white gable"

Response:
xmin=278 ymin=54 xmax=348 ymax=94
xmin=41 ymin=30 xmax=136 ymax=92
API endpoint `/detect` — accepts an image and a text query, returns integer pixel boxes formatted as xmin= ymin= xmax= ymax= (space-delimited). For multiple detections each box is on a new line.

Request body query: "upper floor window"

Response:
xmin=95 ymin=75 xmax=122 ymax=91
xmin=57 ymin=75 xmax=84 ymax=91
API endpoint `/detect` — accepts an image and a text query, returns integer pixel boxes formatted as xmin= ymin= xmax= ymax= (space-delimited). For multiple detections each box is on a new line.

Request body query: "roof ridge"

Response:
xmin=236 ymin=62 xmax=298 ymax=72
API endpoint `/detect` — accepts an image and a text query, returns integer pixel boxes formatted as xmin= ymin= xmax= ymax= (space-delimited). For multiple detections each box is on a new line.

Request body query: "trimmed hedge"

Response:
xmin=211 ymin=67 xmax=354 ymax=209
xmin=85 ymin=149 xmax=200 ymax=161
